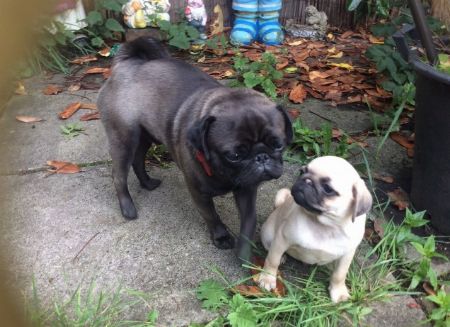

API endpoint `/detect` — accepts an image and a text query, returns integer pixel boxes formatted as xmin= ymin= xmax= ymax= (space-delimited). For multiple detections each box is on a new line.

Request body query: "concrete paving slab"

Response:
xmin=0 ymin=163 xmax=296 ymax=326
xmin=0 ymin=91 xmax=108 ymax=173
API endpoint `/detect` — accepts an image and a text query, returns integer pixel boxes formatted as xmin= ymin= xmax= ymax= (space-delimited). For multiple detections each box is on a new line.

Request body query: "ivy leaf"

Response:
xmin=101 ymin=0 xmax=122 ymax=12
xmin=261 ymin=78 xmax=277 ymax=98
xmin=186 ymin=25 xmax=200 ymax=39
xmin=196 ymin=279 xmax=229 ymax=310
xmin=243 ymin=72 xmax=263 ymax=88
xmin=105 ymin=18 xmax=125 ymax=32
xmin=86 ymin=11 xmax=103 ymax=25
xmin=91 ymin=37 xmax=105 ymax=48
xmin=227 ymin=294 xmax=257 ymax=327
xmin=169 ymin=36 xmax=190 ymax=50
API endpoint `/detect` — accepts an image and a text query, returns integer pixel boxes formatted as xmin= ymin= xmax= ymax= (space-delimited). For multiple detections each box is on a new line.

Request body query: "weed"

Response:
xmin=81 ymin=0 xmax=127 ymax=48
xmin=157 ymin=20 xmax=200 ymax=50
xmin=25 ymin=280 xmax=158 ymax=326
xmin=284 ymin=119 xmax=356 ymax=164
xmin=426 ymin=289 xmax=450 ymax=327
xmin=60 ymin=123 xmax=85 ymax=139
xmin=230 ymin=52 xmax=283 ymax=98
xmin=146 ymin=144 xmax=171 ymax=168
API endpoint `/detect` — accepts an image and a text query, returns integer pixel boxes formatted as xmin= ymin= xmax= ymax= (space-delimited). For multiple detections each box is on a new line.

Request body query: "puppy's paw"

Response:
xmin=212 ymin=226 xmax=235 ymax=250
xmin=119 ymin=198 xmax=137 ymax=220
xmin=329 ymin=283 xmax=350 ymax=303
xmin=140 ymin=178 xmax=161 ymax=191
xmin=257 ymin=272 xmax=277 ymax=291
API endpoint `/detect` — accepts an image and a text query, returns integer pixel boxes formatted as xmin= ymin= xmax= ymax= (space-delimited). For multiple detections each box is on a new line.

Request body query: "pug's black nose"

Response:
xmin=255 ymin=153 xmax=269 ymax=163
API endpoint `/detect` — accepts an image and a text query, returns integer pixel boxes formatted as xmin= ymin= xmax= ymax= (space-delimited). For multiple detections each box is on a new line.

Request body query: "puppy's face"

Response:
xmin=291 ymin=156 xmax=372 ymax=223
xmin=188 ymin=96 xmax=292 ymax=188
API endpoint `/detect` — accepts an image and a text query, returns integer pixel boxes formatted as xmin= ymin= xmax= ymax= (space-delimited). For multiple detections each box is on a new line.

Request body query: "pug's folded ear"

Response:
xmin=276 ymin=105 xmax=293 ymax=145
xmin=351 ymin=179 xmax=373 ymax=222
xmin=187 ymin=116 xmax=216 ymax=160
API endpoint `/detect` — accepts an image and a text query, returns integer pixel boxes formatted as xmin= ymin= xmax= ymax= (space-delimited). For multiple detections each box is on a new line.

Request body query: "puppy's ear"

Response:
xmin=351 ymin=179 xmax=373 ymax=222
xmin=276 ymin=105 xmax=293 ymax=145
xmin=188 ymin=116 xmax=216 ymax=160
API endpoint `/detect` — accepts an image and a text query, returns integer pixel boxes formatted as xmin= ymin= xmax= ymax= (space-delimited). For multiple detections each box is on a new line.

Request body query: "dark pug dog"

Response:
xmin=97 ymin=37 xmax=292 ymax=262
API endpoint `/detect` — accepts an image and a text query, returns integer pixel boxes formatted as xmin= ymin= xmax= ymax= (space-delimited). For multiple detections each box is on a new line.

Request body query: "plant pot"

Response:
xmin=394 ymin=26 xmax=450 ymax=235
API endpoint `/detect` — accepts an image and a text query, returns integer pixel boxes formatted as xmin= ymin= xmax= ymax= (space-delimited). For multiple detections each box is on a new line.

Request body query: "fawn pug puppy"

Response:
xmin=257 ymin=156 xmax=372 ymax=302
xmin=97 ymin=37 xmax=292 ymax=262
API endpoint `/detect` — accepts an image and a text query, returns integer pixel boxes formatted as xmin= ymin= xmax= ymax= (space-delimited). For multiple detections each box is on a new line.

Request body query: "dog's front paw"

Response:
xmin=257 ymin=272 xmax=277 ymax=291
xmin=212 ymin=225 xmax=235 ymax=249
xmin=329 ymin=283 xmax=350 ymax=303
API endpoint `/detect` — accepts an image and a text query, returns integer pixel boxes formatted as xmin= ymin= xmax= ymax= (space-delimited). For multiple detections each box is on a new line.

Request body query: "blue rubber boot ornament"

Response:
xmin=258 ymin=0 xmax=283 ymax=45
xmin=230 ymin=0 xmax=258 ymax=45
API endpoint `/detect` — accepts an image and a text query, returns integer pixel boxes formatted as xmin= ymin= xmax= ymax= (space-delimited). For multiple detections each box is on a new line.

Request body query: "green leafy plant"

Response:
xmin=426 ymin=289 xmax=450 ymax=327
xmin=285 ymin=119 xmax=356 ymax=163
xmin=409 ymin=235 xmax=448 ymax=290
xmin=205 ymin=34 xmax=230 ymax=52
xmin=60 ymin=123 xmax=85 ymax=139
xmin=437 ymin=54 xmax=450 ymax=75
xmin=81 ymin=0 xmax=127 ymax=48
xmin=146 ymin=145 xmax=171 ymax=168
xmin=157 ymin=20 xmax=200 ymax=50
xmin=230 ymin=52 xmax=283 ymax=98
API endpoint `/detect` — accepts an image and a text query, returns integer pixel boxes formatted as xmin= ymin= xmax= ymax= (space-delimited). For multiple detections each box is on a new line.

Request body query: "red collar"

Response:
xmin=195 ymin=150 xmax=213 ymax=177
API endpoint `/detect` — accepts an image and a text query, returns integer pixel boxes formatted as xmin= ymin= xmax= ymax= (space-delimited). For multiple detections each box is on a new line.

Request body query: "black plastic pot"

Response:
xmin=394 ymin=27 xmax=450 ymax=235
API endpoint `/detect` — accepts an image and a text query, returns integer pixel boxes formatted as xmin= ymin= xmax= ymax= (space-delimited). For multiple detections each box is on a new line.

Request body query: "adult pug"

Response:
xmin=98 ymin=37 xmax=293 ymax=262
xmin=257 ymin=156 xmax=372 ymax=302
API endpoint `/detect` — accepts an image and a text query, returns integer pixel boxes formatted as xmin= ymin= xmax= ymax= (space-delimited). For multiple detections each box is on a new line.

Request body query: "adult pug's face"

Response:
xmin=207 ymin=104 xmax=292 ymax=188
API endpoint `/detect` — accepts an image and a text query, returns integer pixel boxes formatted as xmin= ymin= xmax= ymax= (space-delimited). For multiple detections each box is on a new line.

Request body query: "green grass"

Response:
xmin=26 ymin=280 xmax=158 ymax=327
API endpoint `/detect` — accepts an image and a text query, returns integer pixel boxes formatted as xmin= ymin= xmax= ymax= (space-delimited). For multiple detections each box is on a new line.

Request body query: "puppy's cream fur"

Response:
xmin=257 ymin=156 xmax=372 ymax=303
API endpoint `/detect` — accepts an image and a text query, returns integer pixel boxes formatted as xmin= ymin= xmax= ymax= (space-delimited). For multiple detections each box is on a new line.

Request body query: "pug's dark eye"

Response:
xmin=225 ymin=145 xmax=248 ymax=162
xmin=268 ymin=137 xmax=284 ymax=151
xmin=322 ymin=183 xmax=336 ymax=195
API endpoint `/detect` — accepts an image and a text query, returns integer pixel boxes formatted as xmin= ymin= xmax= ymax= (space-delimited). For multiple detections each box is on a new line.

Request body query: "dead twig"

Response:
xmin=72 ymin=232 xmax=100 ymax=262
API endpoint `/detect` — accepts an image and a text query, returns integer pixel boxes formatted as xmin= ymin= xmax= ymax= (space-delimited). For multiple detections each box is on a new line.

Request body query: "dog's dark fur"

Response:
xmin=97 ymin=37 xmax=292 ymax=262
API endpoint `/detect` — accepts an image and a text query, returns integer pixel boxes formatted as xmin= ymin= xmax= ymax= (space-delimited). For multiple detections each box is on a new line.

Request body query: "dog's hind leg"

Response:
xmin=132 ymin=134 xmax=162 ymax=191
xmin=109 ymin=130 xmax=140 ymax=220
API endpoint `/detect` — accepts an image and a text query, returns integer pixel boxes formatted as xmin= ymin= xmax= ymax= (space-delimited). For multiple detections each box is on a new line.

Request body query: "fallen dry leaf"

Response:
xmin=98 ymin=47 xmax=111 ymax=57
xmin=407 ymin=301 xmax=421 ymax=309
xmin=287 ymin=108 xmax=300 ymax=119
xmin=309 ymin=71 xmax=330 ymax=81
xmin=80 ymin=103 xmax=97 ymax=110
xmin=328 ymin=62 xmax=354 ymax=70
xmin=407 ymin=147 xmax=414 ymax=158
xmin=80 ymin=111 xmax=100 ymax=121
xmin=422 ymin=282 xmax=436 ymax=296
xmin=387 ymin=188 xmax=410 ymax=210
xmin=372 ymin=172 xmax=394 ymax=184
xmin=43 ymin=84 xmax=63 ymax=95
xmin=46 ymin=161 xmax=80 ymax=174
xmin=70 ymin=54 xmax=97 ymax=65
xmin=289 ymin=84 xmax=307 ymax=103
xmin=390 ymin=132 xmax=414 ymax=149
xmin=15 ymin=81 xmax=27 ymax=95
xmin=373 ymin=218 xmax=384 ymax=238
xmin=369 ymin=35 xmax=384 ymax=44
xmin=59 ymin=102 xmax=81 ymax=119
xmin=340 ymin=31 xmax=354 ymax=39
xmin=288 ymin=40 xmax=304 ymax=46
xmin=68 ymin=83 xmax=81 ymax=92
xmin=276 ymin=57 xmax=289 ymax=70
xmin=15 ymin=115 xmax=43 ymax=123
xmin=231 ymin=285 xmax=264 ymax=297
xmin=85 ymin=67 xmax=110 ymax=74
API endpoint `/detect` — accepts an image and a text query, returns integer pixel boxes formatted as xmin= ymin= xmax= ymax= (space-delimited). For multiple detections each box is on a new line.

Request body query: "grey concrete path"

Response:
xmin=0 ymin=73 xmax=434 ymax=326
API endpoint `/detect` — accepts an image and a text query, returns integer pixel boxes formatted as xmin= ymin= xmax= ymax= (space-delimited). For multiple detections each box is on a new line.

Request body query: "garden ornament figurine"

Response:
xmin=230 ymin=0 xmax=284 ymax=45
xmin=285 ymin=5 xmax=328 ymax=39
xmin=122 ymin=0 xmax=171 ymax=29
xmin=185 ymin=0 xmax=208 ymax=43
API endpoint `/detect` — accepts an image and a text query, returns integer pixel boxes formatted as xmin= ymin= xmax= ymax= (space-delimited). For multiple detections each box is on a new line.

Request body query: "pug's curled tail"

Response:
xmin=114 ymin=37 xmax=170 ymax=65
xmin=275 ymin=188 xmax=291 ymax=208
